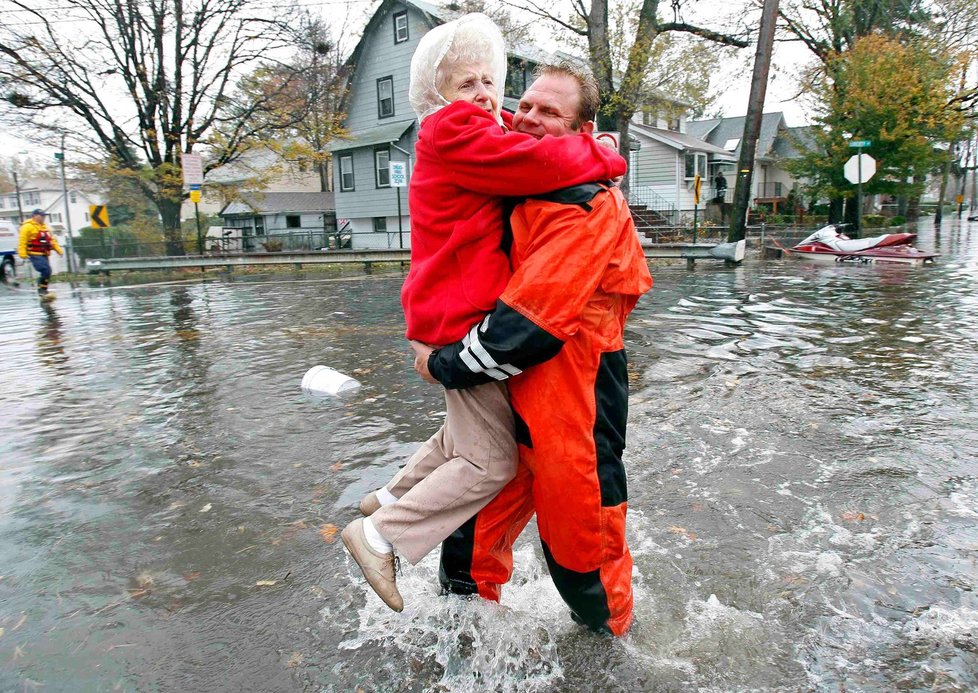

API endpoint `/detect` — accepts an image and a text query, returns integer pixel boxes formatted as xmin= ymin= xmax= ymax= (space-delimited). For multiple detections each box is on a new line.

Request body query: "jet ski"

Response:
xmin=790 ymin=224 xmax=937 ymax=265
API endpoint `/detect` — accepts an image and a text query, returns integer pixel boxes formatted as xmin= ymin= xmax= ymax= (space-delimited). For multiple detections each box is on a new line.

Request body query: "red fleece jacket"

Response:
xmin=401 ymin=100 xmax=627 ymax=345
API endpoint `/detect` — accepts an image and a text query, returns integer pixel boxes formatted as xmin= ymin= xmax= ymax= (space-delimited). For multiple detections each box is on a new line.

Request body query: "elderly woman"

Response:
xmin=341 ymin=13 xmax=625 ymax=612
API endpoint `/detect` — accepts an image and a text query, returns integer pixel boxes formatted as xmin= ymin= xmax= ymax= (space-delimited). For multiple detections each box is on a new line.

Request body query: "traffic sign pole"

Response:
xmin=846 ymin=139 xmax=872 ymax=236
xmin=857 ymin=145 xmax=863 ymax=237
xmin=843 ymin=142 xmax=875 ymax=237
xmin=389 ymin=161 xmax=408 ymax=249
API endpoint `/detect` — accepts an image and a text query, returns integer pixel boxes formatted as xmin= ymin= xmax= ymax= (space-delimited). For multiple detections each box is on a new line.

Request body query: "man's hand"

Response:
xmin=596 ymin=135 xmax=624 ymax=187
xmin=409 ymin=340 xmax=438 ymax=384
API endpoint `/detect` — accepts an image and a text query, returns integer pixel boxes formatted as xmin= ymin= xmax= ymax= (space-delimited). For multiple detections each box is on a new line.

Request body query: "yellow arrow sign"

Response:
xmin=90 ymin=205 xmax=110 ymax=228
xmin=693 ymin=175 xmax=702 ymax=205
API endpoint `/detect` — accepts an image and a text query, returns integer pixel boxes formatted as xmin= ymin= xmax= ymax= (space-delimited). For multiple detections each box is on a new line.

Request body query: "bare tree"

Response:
xmin=0 ymin=0 xmax=304 ymax=254
xmin=228 ymin=13 xmax=351 ymax=193
xmin=509 ymin=0 xmax=749 ymax=167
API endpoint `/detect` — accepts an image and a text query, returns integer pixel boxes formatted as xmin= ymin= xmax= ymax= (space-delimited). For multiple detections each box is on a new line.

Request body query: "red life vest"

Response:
xmin=27 ymin=228 xmax=53 ymax=254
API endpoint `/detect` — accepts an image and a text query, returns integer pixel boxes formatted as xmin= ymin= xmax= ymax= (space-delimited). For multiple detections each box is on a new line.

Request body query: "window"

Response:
xmin=393 ymin=11 xmax=408 ymax=43
xmin=684 ymin=152 xmax=707 ymax=179
xmin=667 ymin=116 xmax=681 ymax=132
xmin=69 ymin=192 xmax=77 ymax=203
xmin=49 ymin=213 xmax=62 ymax=223
xmin=505 ymin=57 xmax=528 ymax=99
xmin=286 ymin=215 xmax=301 ymax=229
xmin=340 ymin=155 xmax=355 ymax=191
xmin=372 ymin=217 xmax=387 ymax=233
xmin=375 ymin=149 xmax=390 ymax=188
xmin=25 ymin=192 xmax=39 ymax=204
xmin=377 ymin=76 xmax=394 ymax=119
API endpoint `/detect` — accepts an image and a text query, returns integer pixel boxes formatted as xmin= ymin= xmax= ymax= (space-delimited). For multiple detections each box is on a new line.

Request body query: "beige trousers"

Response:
xmin=371 ymin=380 xmax=517 ymax=564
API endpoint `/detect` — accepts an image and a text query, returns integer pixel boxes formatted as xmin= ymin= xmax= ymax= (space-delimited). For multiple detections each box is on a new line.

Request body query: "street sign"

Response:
xmin=390 ymin=161 xmax=408 ymax=187
xmin=181 ymin=152 xmax=204 ymax=186
xmin=693 ymin=174 xmax=702 ymax=205
xmin=594 ymin=131 xmax=620 ymax=150
xmin=189 ymin=190 xmax=202 ymax=204
xmin=89 ymin=205 xmax=110 ymax=228
xmin=844 ymin=154 xmax=876 ymax=184
xmin=848 ymin=139 xmax=872 ymax=148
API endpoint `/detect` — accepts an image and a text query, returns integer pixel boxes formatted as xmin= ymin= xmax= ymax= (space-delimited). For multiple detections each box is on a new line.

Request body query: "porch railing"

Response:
xmin=628 ymin=187 xmax=678 ymax=226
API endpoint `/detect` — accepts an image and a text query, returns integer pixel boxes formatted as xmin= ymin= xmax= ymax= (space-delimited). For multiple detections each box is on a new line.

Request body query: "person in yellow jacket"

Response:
xmin=18 ymin=209 xmax=63 ymax=296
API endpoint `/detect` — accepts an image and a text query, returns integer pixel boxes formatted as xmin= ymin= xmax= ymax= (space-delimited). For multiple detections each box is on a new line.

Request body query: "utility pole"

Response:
xmin=12 ymin=171 xmax=24 ymax=225
xmin=728 ymin=0 xmax=780 ymax=243
xmin=56 ymin=134 xmax=76 ymax=274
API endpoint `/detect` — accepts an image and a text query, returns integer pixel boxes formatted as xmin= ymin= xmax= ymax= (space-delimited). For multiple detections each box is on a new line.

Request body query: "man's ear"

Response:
xmin=580 ymin=121 xmax=595 ymax=134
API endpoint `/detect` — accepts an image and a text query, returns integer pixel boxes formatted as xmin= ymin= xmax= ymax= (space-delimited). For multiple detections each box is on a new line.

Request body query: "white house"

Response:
xmin=218 ymin=191 xmax=338 ymax=252
xmin=190 ymin=146 xmax=325 ymax=221
xmin=686 ymin=113 xmax=817 ymax=213
xmin=0 ymin=177 xmax=102 ymax=274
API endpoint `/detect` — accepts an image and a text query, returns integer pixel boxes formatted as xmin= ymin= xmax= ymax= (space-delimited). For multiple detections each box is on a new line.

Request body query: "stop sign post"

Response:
xmin=844 ymin=142 xmax=875 ymax=235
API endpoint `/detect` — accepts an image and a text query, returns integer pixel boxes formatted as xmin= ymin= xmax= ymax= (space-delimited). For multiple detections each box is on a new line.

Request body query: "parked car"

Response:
xmin=0 ymin=221 xmax=18 ymax=284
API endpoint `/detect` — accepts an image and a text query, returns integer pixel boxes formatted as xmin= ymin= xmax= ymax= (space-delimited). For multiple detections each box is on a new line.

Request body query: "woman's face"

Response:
xmin=439 ymin=62 xmax=498 ymax=116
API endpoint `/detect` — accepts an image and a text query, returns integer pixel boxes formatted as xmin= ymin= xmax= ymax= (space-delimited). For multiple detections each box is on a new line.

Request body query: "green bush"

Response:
xmin=862 ymin=214 xmax=886 ymax=228
xmin=889 ymin=215 xmax=907 ymax=226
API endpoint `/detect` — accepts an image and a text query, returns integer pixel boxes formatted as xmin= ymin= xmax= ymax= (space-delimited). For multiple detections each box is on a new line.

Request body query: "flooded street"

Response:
xmin=2 ymin=221 xmax=977 ymax=692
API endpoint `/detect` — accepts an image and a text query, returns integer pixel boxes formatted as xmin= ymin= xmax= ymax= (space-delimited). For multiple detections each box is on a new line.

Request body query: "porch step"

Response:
xmin=630 ymin=207 xmax=672 ymax=228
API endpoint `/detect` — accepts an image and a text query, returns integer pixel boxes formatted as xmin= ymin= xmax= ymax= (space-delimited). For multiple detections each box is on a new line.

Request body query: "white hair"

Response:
xmin=409 ymin=13 xmax=506 ymax=123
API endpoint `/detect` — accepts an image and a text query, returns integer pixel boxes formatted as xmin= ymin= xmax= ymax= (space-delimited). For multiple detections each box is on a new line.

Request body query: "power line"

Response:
xmin=0 ymin=0 xmax=376 ymax=25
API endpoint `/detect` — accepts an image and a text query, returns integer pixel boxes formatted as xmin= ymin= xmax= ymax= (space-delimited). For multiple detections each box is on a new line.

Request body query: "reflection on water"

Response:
xmin=1 ymin=223 xmax=977 ymax=691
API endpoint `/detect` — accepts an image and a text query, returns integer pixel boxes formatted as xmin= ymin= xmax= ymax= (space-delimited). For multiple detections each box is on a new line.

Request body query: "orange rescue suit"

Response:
xmin=428 ymin=182 xmax=653 ymax=635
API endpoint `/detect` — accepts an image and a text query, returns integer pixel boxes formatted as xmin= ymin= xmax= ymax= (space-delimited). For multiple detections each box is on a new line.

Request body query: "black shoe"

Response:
xmin=569 ymin=609 xmax=615 ymax=635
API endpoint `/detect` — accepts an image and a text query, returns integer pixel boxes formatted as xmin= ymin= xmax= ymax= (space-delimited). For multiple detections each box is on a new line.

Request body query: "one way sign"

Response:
xmin=90 ymin=205 xmax=110 ymax=229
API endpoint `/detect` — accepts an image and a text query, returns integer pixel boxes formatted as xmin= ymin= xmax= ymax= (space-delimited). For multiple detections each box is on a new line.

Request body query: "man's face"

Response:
xmin=512 ymin=74 xmax=591 ymax=139
xmin=439 ymin=62 xmax=499 ymax=117
xmin=33 ymin=213 xmax=45 ymax=223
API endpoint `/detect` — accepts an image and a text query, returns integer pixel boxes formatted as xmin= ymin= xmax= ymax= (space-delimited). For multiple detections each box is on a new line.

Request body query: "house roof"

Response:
xmin=342 ymin=1 xmax=693 ymax=117
xmin=629 ymin=123 xmax=736 ymax=159
xmin=340 ymin=0 xmax=450 ymax=113
xmin=331 ymin=119 xmax=416 ymax=152
xmin=772 ymin=125 xmax=820 ymax=159
xmin=686 ymin=112 xmax=788 ymax=160
xmin=220 ymin=191 xmax=336 ymax=216
xmin=206 ymin=148 xmax=283 ymax=184
xmin=17 ymin=177 xmax=94 ymax=194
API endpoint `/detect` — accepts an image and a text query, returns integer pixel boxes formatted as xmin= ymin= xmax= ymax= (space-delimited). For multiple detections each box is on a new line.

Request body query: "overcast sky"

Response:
xmin=0 ymin=0 xmax=815 ymax=166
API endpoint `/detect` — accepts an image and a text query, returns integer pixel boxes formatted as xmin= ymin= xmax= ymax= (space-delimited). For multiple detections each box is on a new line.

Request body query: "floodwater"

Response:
xmin=1 ymin=220 xmax=976 ymax=692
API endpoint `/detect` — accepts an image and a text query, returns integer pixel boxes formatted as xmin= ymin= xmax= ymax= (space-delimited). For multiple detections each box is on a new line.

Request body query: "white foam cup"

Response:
xmin=301 ymin=365 xmax=361 ymax=396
